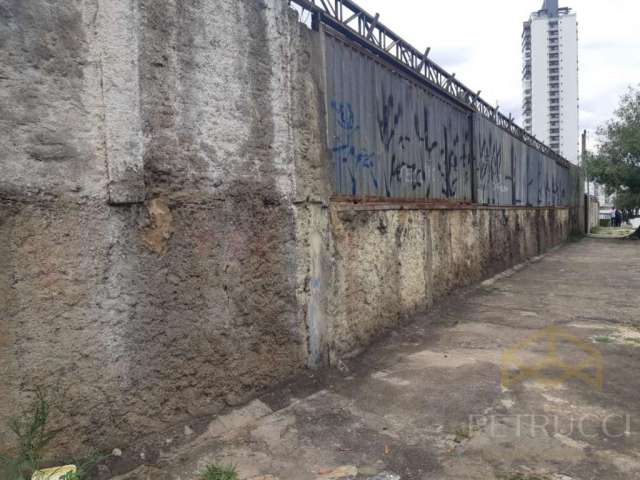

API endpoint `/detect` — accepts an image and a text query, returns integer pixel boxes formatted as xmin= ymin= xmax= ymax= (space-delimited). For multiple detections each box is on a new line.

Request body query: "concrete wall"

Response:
xmin=0 ymin=0 xmax=326 ymax=457
xmin=0 ymin=0 xmax=578 ymax=460
xmin=324 ymin=206 xmax=570 ymax=357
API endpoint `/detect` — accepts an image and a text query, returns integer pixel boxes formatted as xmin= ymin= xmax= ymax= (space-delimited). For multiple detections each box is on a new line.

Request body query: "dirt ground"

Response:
xmin=108 ymin=238 xmax=640 ymax=480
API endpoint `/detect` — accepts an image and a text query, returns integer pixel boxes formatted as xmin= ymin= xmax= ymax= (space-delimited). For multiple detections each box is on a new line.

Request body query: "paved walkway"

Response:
xmin=114 ymin=238 xmax=640 ymax=480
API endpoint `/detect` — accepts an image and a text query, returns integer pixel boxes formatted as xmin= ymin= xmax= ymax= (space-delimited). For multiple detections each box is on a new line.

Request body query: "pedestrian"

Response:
xmin=615 ymin=209 xmax=623 ymax=228
xmin=610 ymin=208 xmax=616 ymax=227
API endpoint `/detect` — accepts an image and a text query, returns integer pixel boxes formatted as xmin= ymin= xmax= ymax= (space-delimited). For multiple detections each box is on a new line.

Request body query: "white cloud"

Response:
xmin=357 ymin=0 xmax=640 ymax=150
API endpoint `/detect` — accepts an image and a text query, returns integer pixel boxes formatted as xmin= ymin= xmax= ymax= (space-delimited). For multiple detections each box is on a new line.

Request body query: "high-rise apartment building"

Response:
xmin=522 ymin=0 xmax=579 ymax=164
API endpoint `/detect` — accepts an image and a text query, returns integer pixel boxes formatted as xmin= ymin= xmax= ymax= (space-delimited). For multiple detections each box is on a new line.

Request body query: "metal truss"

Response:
xmin=289 ymin=0 xmax=570 ymax=167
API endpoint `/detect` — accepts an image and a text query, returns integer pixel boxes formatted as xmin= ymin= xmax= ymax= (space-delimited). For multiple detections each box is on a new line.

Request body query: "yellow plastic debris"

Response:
xmin=317 ymin=465 xmax=358 ymax=479
xmin=31 ymin=465 xmax=77 ymax=480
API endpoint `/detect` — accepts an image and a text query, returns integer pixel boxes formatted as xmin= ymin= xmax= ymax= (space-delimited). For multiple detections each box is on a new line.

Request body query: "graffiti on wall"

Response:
xmin=329 ymin=90 xmax=471 ymax=199
xmin=330 ymin=100 xmax=378 ymax=195
xmin=473 ymin=116 xmax=572 ymax=207
xmin=477 ymin=131 xmax=504 ymax=205
xmin=326 ymin=32 xmax=574 ymax=206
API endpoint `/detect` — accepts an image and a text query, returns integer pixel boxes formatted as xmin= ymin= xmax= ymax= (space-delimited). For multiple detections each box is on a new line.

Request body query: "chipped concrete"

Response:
xmin=0 ymin=0 xmax=323 ymax=458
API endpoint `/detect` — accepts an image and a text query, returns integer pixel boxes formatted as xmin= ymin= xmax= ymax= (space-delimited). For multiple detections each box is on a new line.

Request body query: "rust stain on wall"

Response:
xmin=142 ymin=198 xmax=173 ymax=255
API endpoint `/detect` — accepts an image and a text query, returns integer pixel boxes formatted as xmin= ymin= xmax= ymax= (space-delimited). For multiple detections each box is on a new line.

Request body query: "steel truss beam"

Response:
xmin=289 ymin=0 xmax=571 ymax=167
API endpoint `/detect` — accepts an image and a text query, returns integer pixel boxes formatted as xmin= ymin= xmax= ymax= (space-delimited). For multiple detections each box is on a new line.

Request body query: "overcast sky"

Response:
xmin=352 ymin=0 xmax=640 ymax=149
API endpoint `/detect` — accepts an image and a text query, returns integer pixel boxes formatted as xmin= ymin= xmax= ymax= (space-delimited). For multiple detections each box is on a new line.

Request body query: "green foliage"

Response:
xmin=61 ymin=453 xmax=108 ymax=480
xmin=0 ymin=391 xmax=105 ymax=480
xmin=586 ymin=85 xmax=640 ymax=236
xmin=614 ymin=189 xmax=640 ymax=211
xmin=200 ymin=464 xmax=238 ymax=480
xmin=594 ymin=336 xmax=614 ymax=344
xmin=0 ymin=390 xmax=57 ymax=480
xmin=591 ymin=226 xmax=635 ymax=236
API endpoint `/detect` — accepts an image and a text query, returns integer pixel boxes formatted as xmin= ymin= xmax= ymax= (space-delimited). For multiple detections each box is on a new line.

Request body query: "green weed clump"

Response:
xmin=200 ymin=464 xmax=238 ymax=480
xmin=594 ymin=336 xmax=614 ymax=344
xmin=0 ymin=390 xmax=104 ymax=480
xmin=0 ymin=390 xmax=56 ymax=480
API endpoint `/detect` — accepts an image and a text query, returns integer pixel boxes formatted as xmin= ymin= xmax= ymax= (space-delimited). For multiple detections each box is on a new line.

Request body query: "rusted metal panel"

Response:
xmin=326 ymin=32 xmax=473 ymax=201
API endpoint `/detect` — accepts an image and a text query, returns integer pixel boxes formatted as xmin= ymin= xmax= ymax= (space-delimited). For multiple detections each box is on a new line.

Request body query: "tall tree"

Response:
xmin=586 ymin=86 xmax=640 ymax=239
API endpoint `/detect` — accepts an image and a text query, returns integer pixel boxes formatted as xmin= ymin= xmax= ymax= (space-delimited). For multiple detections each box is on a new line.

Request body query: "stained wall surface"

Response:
xmin=0 ymin=0 xmax=326 ymax=457
xmin=327 ymin=206 xmax=571 ymax=356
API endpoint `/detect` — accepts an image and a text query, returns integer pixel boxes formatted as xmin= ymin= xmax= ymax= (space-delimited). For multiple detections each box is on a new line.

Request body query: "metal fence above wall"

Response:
xmin=324 ymin=30 xmax=577 ymax=207
xmin=326 ymin=33 xmax=473 ymax=201
xmin=290 ymin=0 xmax=573 ymax=169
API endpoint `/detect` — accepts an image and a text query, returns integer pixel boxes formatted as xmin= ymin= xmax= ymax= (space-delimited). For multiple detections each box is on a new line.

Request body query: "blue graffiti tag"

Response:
xmin=330 ymin=100 xmax=379 ymax=195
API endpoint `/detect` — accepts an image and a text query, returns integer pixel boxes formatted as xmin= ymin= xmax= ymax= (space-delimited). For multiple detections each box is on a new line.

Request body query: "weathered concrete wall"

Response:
xmin=325 ymin=206 xmax=570 ymax=356
xmin=0 ymin=0 xmax=327 ymax=458
xmin=0 ymin=0 xmax=578 ymax=462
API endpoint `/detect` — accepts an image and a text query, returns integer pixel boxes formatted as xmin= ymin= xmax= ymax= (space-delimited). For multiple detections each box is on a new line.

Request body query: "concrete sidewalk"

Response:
xmin=113 ymin=238 xmax=640 ymax=480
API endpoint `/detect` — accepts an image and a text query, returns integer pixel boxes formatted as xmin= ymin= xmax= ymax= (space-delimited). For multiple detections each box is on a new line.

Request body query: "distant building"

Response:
xmin=522 ymin=0 xmax=579 ymax=164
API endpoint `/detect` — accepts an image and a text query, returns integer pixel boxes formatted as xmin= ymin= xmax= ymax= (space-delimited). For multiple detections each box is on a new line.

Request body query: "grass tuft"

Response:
xmin=200 ymin=464 xmax=238 ymax=480
xmin=591 ymin=226 xmax=635 ymax=236
xmin=594 ymin=336 xmax=614 ymax=344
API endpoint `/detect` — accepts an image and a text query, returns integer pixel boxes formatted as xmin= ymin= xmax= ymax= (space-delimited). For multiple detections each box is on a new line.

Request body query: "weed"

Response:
xmin=594 ymin=336 xmax=614 ymax=344
xmin=0 ymin=390 xmax=56 ymax=480
xmin=478 ymin=285 xmax=500 ymax=295
xmin=0 ymin=391 xmax=105 ymax=480
xmin=62 ymin=453 xmax=108 ymax=480
xmin=452 ymin=425 xmax=472 ymax=444
xmin=200 ymin=464 xmax=238 ymax=480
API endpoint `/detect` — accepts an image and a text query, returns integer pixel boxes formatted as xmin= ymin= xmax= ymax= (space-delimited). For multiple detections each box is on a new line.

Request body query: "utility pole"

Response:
xmin=582 ymin=130 xmax=589 ymax=233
